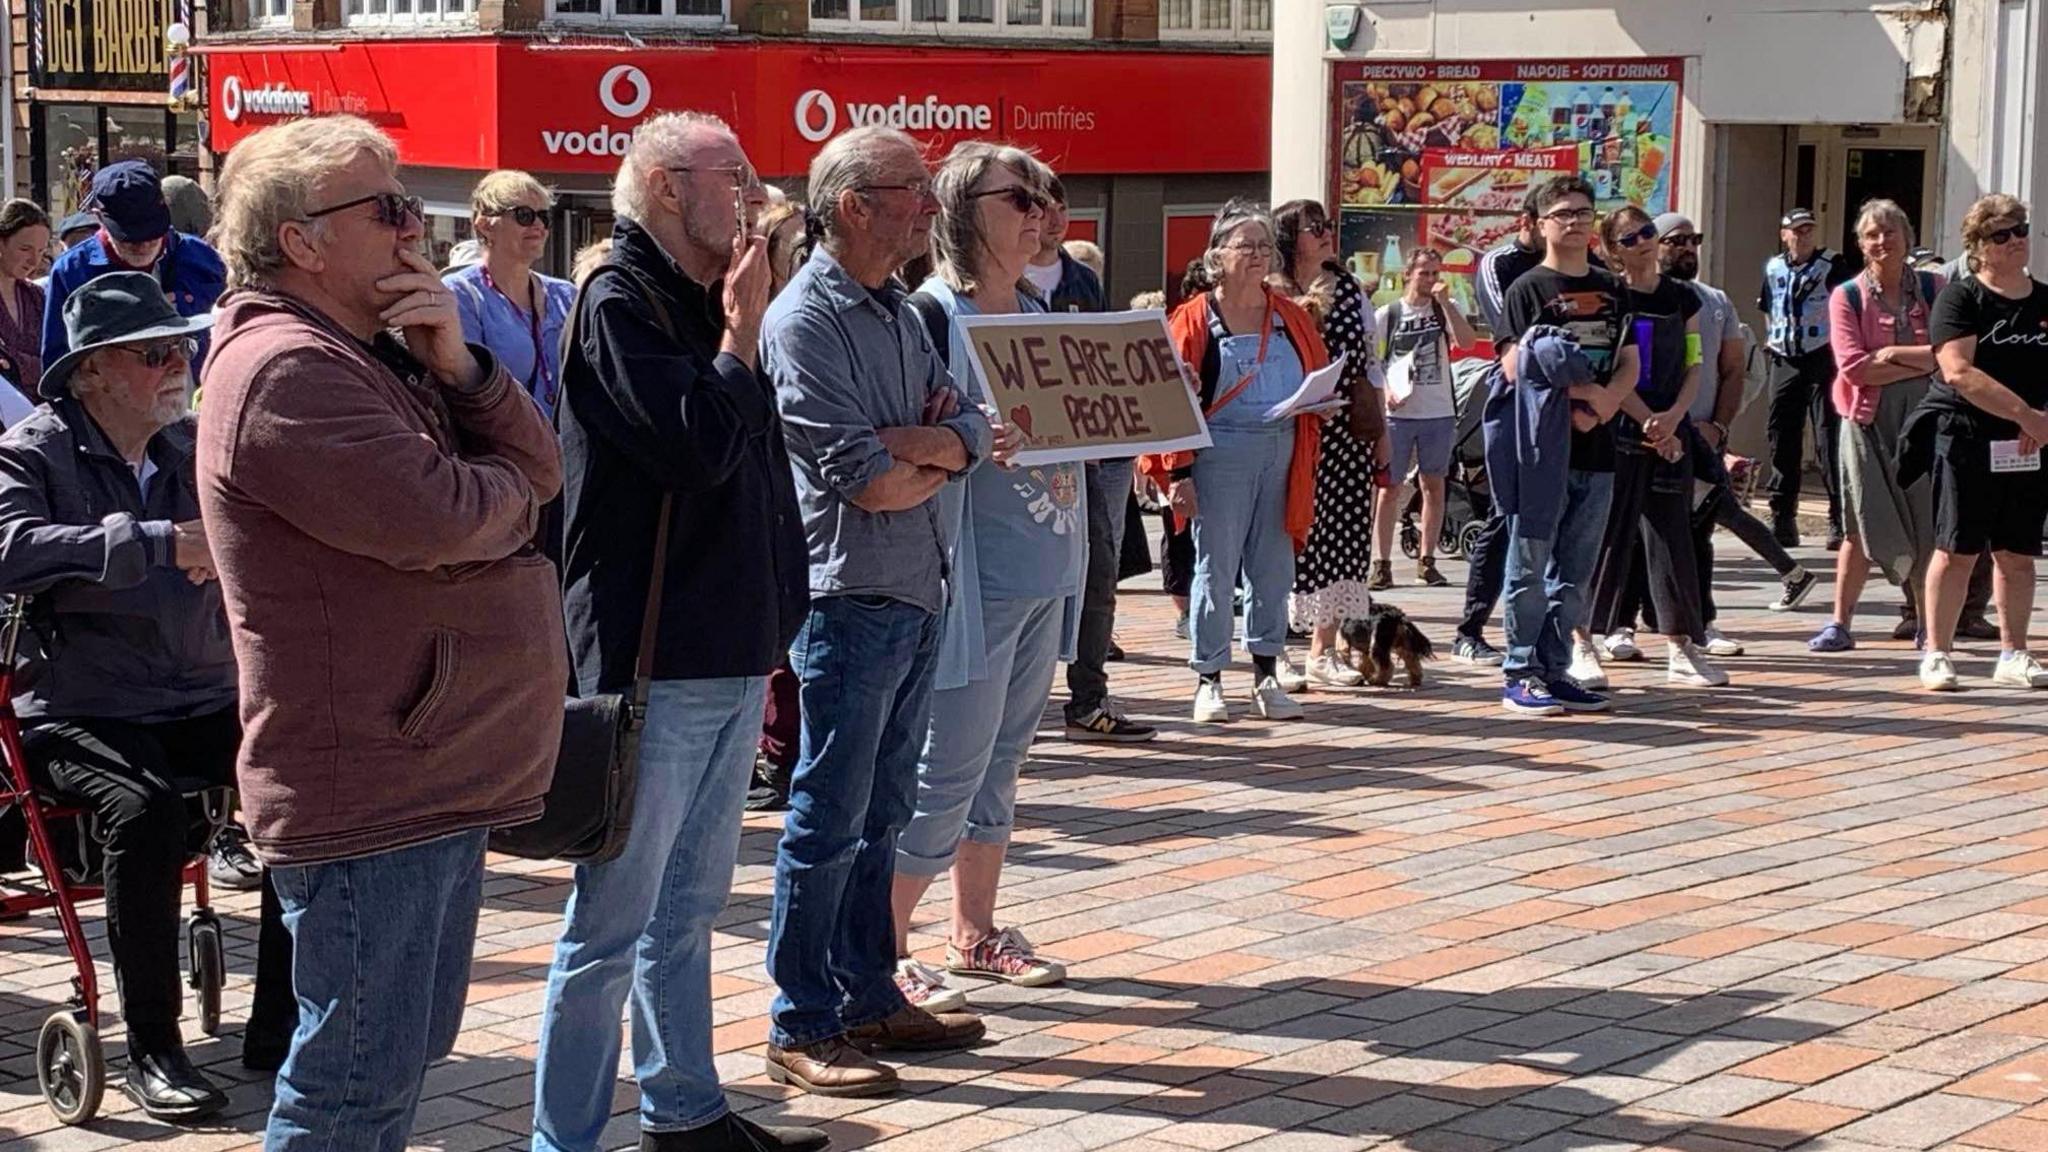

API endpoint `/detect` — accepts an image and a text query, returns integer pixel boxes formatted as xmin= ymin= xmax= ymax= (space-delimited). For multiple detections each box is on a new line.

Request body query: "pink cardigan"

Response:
xmin=1829 ymin=271 xmax=1942 ymax=424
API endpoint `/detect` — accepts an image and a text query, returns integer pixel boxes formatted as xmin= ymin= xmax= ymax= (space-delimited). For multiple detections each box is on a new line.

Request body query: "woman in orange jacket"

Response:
xmin=1140 ymin=199 xmax=1328 ymax=723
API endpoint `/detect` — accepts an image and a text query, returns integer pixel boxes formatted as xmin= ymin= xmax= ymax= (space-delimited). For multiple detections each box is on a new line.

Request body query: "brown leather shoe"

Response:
xmin=846 ymin=1004 xmax=986 ymax=1053
xmin=764 ymin=1036 xmax=898 ymax=1098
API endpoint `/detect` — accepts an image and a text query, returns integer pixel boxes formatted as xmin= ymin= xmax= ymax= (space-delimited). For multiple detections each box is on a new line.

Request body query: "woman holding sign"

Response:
xmin=1909 ymin=194 xmax=2048 ymax=691
xmin=892 ymin=144 xmax=1084 ymax=1011
xmin=1141 ymin=200 xmax=1330 ymax=724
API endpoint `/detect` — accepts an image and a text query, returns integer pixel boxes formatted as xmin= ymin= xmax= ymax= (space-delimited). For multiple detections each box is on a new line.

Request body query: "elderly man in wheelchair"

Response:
xmin=0 ymin=273 xmax=293 ymax=1121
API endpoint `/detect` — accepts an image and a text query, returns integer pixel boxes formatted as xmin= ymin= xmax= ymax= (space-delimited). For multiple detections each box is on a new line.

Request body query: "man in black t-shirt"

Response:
xmin=1493 ymin=176 xmax=1642 ymax=717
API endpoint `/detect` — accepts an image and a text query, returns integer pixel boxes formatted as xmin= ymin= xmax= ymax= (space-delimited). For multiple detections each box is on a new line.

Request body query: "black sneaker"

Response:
xmin=1065 ymin=706 xmax=1158 ymax=744
xmin=1892 ymin=613 xmax=1920 ymax=642
xmin=122 ymin=1048 xmax=228 ymax=1122
xmin=1772 ymin=517 xmax=1801 ymax=549
xmin=1367 ymin=560 xmax=1394 ymax=591
xmin=1957 ymin=613 xmax=2001 ymax=641
xmin=745 ymin=755 xmax=790 ymax=813
xmin=207 ymin=825 xmax=263 ymax=892
xmin=1454 ymin=635 xmax=1505 ymax=666
xmin=1770 ymin=568 xmax=1817 ymax=612
xmin=1106 ymin=638 xmax=1126 ymax=662
xmin=641 ymin=1112 xmax=830 ymax=1152
xmin=1825 ymin=527 xmax=1845 ymax=552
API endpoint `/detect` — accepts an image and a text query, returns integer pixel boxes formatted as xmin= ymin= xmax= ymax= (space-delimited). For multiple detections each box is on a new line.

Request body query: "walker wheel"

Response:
xmin=1458 ymin=521 xmax=1487 ymax=557
xmin=1399 ymin=520 xmax=1421 ymax=560
xmin=36 ymin=1010 xmax=104 ymax=1126
xmin=188 ymin=913 xmax=225 ymax=1036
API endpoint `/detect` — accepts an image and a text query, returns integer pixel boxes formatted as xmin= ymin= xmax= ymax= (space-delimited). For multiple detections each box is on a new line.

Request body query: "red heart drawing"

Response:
xmin=1008 ymin=405 xmax=1034 ymax=437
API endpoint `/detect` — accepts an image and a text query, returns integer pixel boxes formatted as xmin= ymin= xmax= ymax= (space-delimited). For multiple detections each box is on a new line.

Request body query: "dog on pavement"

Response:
xmin=1339 ymin=604 xmax=1434 ymax=688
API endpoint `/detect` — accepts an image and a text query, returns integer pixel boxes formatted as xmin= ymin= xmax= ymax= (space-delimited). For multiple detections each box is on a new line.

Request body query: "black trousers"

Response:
xmin=1591 ymin=449 xmax=1705 ymax=642
xmin=1766 ymin=347 xmax=1843 ymax=533
xmin=1159 ymin=508 xmax=1195 ymax=599
xmin=1068 ymin=459 xmax=1135 ymax=717
xmin=1457 ymin=500 xmax=1509 ymax=642
xmin=25 ymin=708 xmax=295 ymax=1055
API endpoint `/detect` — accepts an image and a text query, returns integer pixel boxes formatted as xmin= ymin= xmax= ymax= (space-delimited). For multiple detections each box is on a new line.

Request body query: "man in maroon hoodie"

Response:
xmin=196 ymin=115 xmax=565 ymax=1150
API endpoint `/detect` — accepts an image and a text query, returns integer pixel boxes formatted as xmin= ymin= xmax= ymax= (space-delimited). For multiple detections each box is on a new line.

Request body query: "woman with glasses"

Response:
xmin=1583 ymin=204 xmax=1728 ymax=689
xmin=445 ymin=170 xmax=575 ymax=422
xmin=1272 ymin=199 xmax=1385 ymax=688
xmin=1142 ymin=199 xmax=1330 ymax=723
xmin=1909 ymin=194 xmax=2048 ymax=690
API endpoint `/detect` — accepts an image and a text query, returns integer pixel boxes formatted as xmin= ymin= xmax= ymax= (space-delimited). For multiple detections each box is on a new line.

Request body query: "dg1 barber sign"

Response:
xmin=955 ymin=311 xmax=1212 ymax=467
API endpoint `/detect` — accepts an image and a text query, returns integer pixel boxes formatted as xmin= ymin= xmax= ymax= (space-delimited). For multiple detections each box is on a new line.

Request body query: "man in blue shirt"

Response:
xmin=44 ymin=162 xmax=226 ymax=377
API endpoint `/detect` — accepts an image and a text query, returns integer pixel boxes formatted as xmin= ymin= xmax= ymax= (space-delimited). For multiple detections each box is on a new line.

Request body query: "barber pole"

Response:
xmin=167 ymin=6 xmax=194 ymax=108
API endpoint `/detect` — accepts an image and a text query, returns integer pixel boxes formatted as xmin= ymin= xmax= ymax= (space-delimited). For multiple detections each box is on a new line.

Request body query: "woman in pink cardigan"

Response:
xmin=1808 ymin=198 xmax=1943 ymax=653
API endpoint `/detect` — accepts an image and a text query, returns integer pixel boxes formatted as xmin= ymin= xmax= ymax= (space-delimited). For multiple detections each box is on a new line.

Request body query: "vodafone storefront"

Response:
xmin=203 ymin=38 xmax=1271 ymax=301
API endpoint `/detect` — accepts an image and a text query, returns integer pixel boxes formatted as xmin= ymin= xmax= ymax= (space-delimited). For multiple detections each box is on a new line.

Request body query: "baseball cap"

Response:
xmin=1781 ymin=208 xmax=1817 ymax=229
xmin=87 ymin=160 xmax=171 ymax=244
xmin=1653 ymin=212 xmax=1695 ymax=238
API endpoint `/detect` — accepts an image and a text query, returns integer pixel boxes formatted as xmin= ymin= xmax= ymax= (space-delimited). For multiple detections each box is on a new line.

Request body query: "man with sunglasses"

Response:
xmin=1759 ymin=208 xmax=1853 ymax=549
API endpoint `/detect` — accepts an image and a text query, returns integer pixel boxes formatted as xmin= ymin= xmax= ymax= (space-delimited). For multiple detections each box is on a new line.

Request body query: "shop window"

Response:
xmin=1160 ymin=0 xmax=1268 ymax=39
xmin=39 ymin=105 xmax=98 ymax=220
xmin=546 ymin=0 xmax=723 ymax=20
xmin=347 ymin=0 xmax=475 ymax=24
xmin=813 ymin=0 xmax=1086 ymax=35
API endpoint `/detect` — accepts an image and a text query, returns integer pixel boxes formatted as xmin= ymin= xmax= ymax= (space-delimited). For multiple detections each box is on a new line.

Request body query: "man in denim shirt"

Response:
xmin=762 ymin=125 xmax=992 ymax=1098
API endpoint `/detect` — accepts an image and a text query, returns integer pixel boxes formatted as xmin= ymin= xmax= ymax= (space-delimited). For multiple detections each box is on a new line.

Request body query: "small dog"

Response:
xmin=1339 ymin=604 xmax=1435 ymax=688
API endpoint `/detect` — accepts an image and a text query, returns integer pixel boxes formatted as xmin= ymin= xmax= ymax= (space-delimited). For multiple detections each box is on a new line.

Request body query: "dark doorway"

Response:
xmin=1838 ymin=147 xmax=1926 ymax=272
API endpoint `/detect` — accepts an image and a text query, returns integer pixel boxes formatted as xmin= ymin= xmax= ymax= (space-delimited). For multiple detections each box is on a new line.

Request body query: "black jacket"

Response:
xmin=1046 ymin=250 xmax=1108 ymax=315
xmin=559 ymin=220 xmax=808 ymax=693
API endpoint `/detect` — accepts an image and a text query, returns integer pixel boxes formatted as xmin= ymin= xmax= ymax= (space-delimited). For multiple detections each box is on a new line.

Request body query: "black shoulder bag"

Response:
xmin=489 ymin=261 xmax=676 ymax=865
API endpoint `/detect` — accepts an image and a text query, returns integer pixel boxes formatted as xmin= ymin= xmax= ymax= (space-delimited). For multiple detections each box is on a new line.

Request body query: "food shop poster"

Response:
xmin=1329 ymin=58 xmax=1683 ymax=319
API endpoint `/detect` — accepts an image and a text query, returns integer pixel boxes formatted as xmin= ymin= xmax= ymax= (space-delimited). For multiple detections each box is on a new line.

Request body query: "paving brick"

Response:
xmin=1835 ymin=1092 xmax=2019 ymax=1148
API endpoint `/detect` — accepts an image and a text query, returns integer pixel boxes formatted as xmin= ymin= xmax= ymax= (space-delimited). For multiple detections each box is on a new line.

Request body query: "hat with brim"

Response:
xmin=39 ymin=271 xmax=212 ymax=400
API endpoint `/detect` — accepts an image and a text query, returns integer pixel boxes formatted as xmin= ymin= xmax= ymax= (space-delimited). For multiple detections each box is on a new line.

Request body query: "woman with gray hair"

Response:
xmin=1138 ymin=199 xmax=1330 ymax=723
xmin=1810 ymin=198 xmax=1944 ymax=655
xmin=889 ymin=142 xmax=1083 ymax=1013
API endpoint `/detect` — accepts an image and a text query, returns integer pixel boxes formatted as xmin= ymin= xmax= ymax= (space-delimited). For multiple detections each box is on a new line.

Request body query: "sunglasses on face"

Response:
xmin=1300 ymin=219 xmax=1332 ymax=237
xmin=1987 ymin=221 xmax=2032 ymax=245
xmin=114 ymin=338 xmax=196 ymax=370
xmin=306 ymin=192 xmax=425 ymax=229
xmin=1543 ymin=207 xmax=1596 ymax=226
xmin=971 ymin=185 xmax=1050 ymax=214
xmin=493 ymin=206 xmax=548 ymax=228
xmin=1660 ymin=232 xmax=1705 ymax=249
xmin=1613 ymin=222 xmax=1660 ymax=249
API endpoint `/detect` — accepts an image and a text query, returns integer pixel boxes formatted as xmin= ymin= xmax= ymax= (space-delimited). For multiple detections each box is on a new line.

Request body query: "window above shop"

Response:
xmin=345 ymin=0 xmax=477 ymax=25
xmin=809 ymin=0 xmax=1090 ymax=38
xmin=1158 ymin=0 xmax=1269 ymax=40
xmin=545 ymin=0 xmax=724 ymax=21
xmin=250 ymin=0 xmax=291 ymax=25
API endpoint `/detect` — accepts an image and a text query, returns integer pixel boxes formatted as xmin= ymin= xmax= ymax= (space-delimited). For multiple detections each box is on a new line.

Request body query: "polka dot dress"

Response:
xmin=1291 ymin=268 xmax=1382 ymax=630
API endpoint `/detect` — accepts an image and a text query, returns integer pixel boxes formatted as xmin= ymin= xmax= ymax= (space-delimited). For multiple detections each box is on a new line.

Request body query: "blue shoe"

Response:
xmin=1502 ymin=677 xmax=1563 ymax=716
xmin=1546 ymin=679 xmax=1612 ymax=713
xmin=1808 ymin=623 xmax=1856 ymax=652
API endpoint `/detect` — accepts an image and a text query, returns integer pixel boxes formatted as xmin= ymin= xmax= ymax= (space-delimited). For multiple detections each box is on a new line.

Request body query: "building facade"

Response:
xmin=187 ymin=0 xmax=1277 ymax=302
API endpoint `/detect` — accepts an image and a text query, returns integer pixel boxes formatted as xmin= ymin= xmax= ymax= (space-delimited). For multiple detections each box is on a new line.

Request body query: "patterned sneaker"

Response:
xmin=1771 ymin=568 xmax=1818 ymax=611
xmin=893 ymin=958 xmax=967 ymax=1014
xmin=1501 ymin=677 xmax=1562 ymax=716
xmin=1064 ymin=705 xmax=1158 ymax=744
xmin=1454 ymin=635 xmax=1505 ymax=666
xmin=947 ymin=927 xmax=1066 ymax=987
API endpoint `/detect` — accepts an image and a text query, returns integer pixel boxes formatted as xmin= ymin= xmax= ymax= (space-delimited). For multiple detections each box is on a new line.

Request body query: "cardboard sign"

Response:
xmin=955 ymin=310 xmax=1212 ymax=466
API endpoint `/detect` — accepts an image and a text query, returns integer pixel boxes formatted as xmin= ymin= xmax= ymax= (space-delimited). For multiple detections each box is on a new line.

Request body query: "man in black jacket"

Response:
xmin=537 ymin=112 xmax=823 ymax=1152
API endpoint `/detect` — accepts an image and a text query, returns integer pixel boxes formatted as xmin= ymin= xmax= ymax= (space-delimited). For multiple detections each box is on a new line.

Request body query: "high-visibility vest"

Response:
xmin=1763 ymin=250 xmax=1839 ymax=356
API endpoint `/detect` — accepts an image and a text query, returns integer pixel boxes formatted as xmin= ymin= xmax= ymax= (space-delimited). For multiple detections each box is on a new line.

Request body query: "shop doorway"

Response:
xmin=1795 ymin=124 xmax=1939 ymax=271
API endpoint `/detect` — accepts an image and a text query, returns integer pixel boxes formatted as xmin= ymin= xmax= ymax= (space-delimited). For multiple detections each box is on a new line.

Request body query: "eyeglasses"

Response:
xmin=1300 ymin=219 xmax=1332 ymax=237
xmin=971 ymin=186 xmax=1050 ymax=214
xmin=857 ymin=181 xmax=936 ymax=201
xmin=1542 ymin=208 xmax=1596 ymax=226
xmin=1614 ymin=222 xmax=1659 ymax=249
xmin=492 ymin=206 xmax=548 ymax=228
xmin=306 ymin=192 xmax=424 ymax=229
xmin=112 ymin=337 xmax=196 ymax=370
xmin=1660 ymin=232 xmax=1706 ymax=249
xmin=1987 ymin=221 xmax=2032 ymax=245
xmin=669 ymin=164 xmax=760 ymax=188
xmin=1224 ymin=241 xmax=1277 ymax=256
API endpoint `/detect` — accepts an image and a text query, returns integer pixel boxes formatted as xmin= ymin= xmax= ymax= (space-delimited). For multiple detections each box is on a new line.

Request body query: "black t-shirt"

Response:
xmin=1628 ymin=276 xmax=1703 ymax=413
xmin=1928 ymin=276 xmax=2048 ymax=438
xmin=1503 ymin=265 xmax=1630 ymax=472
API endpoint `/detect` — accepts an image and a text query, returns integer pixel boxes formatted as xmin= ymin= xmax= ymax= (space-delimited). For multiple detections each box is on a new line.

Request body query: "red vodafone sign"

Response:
xmin=205 ymin=39 xmax=1269 ymax=178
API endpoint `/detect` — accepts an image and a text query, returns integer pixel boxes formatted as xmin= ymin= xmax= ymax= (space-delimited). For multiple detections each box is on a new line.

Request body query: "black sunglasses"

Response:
xmin=1660 ymin=232 xmax=1706 ymax=249
xmin=1614 ymin=222 xmax=1659 ymax=249
xmin=1300 ymin=219 xmax=1332 ymax=237
xmin=113 ymin=337 xmax=197 ymax=370
xmin=306 ymin=192 xmax=424 ymax=229
xmin=493 ymin=205 xmax=548 ymax=227
xmin=1987 ymin=221 xmax=2032 ymax=245
xmin=972 ymin=186 xmax=1050 ymax=214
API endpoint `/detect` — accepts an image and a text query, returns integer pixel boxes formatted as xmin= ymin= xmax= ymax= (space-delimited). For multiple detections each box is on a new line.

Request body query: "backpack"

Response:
xmin=1839 ymin=270 xmax=1940 ymax=328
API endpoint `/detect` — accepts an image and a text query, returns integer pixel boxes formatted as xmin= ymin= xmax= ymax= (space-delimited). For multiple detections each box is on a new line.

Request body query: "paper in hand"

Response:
xmin=1265 ymin=353 xmax=1349 ymax=423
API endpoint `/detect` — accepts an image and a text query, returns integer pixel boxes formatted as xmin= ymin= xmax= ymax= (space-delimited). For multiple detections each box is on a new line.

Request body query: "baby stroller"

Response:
xmin=1398 ymin=357 xmax=1495 ymax=560
xmin=0 ymin=596 xmax=233 ymax=1126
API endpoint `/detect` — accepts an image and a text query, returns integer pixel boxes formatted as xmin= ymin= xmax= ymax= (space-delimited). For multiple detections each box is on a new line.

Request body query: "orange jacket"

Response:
xmin=1139 ymin=287 xmax=1329 ymax=551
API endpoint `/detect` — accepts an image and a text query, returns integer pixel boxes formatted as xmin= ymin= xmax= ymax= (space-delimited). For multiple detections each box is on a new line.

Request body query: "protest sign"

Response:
xmin=955 ymin=310 xmax=1211 ymax=466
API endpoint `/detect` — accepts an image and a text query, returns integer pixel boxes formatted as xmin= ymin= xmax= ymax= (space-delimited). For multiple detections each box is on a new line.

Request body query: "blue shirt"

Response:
xmin=445 ymin=263 xmax=575 ymax=423
xmin=43 ymin=231 xmax=226 ymax=382
xmin=1211 ymin=311 xmax=1307 ymax=428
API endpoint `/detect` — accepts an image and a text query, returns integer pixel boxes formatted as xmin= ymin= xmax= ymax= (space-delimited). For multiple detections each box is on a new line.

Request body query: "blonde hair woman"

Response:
xmin=444 ymin=169 xmax=575 ymax=421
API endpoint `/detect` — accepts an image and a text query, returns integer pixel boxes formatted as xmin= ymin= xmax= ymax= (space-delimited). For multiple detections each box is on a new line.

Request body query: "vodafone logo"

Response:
xmin=219 ymin=75 xmax=312 ymax=123
xmin=794 ymin=90 xmax=837 ymax=143
xmin=598 ymin=65 xmax=651 ymax=119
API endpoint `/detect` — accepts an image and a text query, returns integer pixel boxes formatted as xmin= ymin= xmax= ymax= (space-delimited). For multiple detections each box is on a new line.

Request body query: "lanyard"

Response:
xmin=1204 ymin=293 xmax=1276 ymax=416
xmin=481 ymin=265 xmax=555 ymax=408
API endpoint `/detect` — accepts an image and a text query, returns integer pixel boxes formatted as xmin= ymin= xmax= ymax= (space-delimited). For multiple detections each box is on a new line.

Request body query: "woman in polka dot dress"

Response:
xmin=1273 ymin=200 xmax=1387 ymax=688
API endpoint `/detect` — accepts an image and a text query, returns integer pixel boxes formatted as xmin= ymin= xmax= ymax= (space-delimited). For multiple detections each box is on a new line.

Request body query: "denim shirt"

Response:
xmin=915 ymin=278 xmax=1085 ymax=691
xmin=446 ymin=264 xmax=575 ymax=422
xmin=765 ymin=249 xmax=991 ymax=615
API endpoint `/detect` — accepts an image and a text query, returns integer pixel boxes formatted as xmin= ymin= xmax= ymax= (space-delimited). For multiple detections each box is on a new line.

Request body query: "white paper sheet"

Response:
xmin=1264 ymin=353 xmax=1348 ymax=423
xmin=1991 ymin=438 xmax=2043 ymax=474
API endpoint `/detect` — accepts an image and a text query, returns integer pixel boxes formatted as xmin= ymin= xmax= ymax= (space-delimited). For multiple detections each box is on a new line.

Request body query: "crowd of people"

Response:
xmin=0 ymin=108 xmax=2042 ymax=1152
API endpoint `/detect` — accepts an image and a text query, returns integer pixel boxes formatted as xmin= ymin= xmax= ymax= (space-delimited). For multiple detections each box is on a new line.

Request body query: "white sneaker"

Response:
xmin=1273 ymin=654 xmax=1310 ymax=694
xmin=895 ymin=957 xmax=968 ymax=1013
xmin=1993 ymin=650 xmax=2048 ymax=689
xmin=1702 ymin=625 xmax=1745 ymax=658
xmin=1568 ymin=639 xmax=1609 ymax=690
xmin=1668 ymin=639 xmax=1730 ymax=687
xmin=1308 ymin=652 xmax=1365 ymax=687
xmin=1252 ymin=677 xmax=1304 ymax=720
xmin=1920 ymin=650 xmax=1960 ymax=692
xmin=1193 ymin=678 xmax=1231 ymax=723
xmin=1601 ymin=628 xmax=1642 ymax=662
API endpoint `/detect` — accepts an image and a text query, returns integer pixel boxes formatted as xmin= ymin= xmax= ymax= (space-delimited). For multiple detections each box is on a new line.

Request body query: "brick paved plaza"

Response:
xmin=5 ymin=548 xmax=2048 ymax=1152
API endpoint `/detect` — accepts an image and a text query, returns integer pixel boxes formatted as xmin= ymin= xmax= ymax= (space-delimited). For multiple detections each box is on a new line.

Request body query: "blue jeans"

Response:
xmin=1189 ymin=424 xmax=1296 ymax=675
xmin=1503 ymin=469 xmax=1615 ymax=683
xmin=899 ymin=596 xmax=1063 ymax=878
xmin=262 ymin=830 xmax=489 ymax=1152
xmin=532 ymin=676 xmax=769 ymax=1152
xmin=768 ymin=595 xmax=941 ymax=1049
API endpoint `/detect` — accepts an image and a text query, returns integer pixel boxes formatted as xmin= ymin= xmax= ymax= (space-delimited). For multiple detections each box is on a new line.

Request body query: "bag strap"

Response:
xmin=1842 ymin=278 xmax=1862 ymax=322
xmin=906 ymin=290 xmax=951 ymax=364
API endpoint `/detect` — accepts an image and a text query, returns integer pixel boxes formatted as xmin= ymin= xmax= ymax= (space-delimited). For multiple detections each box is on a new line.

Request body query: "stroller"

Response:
xmin=1398 ymin=357 xmax=1495 ymax=560
xmin=0 ymin=596 xmax=234 ymax=1126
